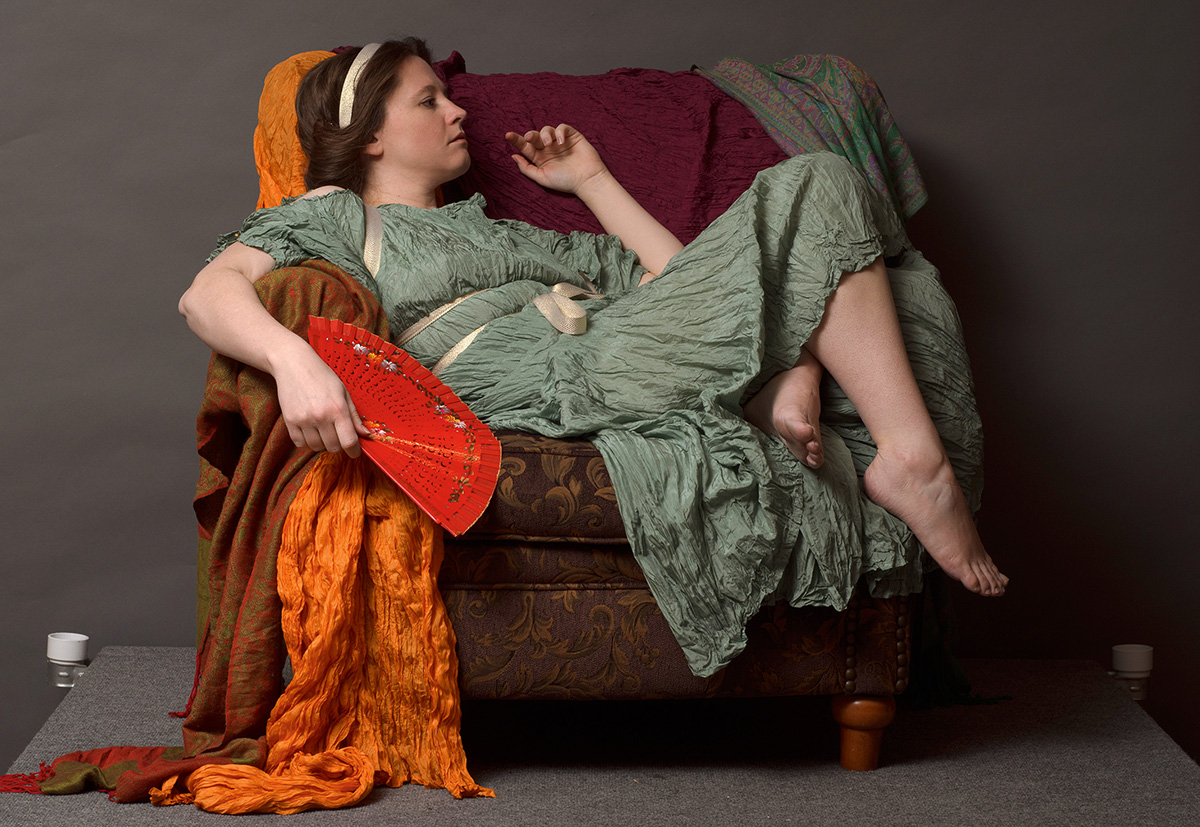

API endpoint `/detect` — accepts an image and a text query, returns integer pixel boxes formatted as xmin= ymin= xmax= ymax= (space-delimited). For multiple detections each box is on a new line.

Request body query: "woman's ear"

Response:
xmin=364 ymin=134 xmax=383 ymax=157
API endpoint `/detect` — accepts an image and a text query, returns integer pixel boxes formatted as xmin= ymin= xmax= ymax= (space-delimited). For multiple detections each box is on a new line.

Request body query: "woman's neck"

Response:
xmin=362 ymin=171 xmax=441 ymax=209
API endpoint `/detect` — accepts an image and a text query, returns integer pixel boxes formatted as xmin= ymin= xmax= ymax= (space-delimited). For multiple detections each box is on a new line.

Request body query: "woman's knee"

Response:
xmin=767 ymin=151 xmax=860 ymax=185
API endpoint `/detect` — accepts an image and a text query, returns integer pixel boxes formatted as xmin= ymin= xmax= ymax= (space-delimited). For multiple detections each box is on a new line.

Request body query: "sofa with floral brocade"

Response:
xmin=440 ymin=431 xmax=912 ymax=770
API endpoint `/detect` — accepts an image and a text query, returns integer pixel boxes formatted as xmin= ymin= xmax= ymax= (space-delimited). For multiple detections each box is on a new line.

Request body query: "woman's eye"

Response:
xmin=421 ymin=98 xmax=436 ymax=107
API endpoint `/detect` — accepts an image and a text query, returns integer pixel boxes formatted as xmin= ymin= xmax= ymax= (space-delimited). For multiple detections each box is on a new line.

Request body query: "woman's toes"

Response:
xmin=805 ymin=439 xmax=823 ymax=468
xmin=985 ymin=570 xmax=1005 ymax=596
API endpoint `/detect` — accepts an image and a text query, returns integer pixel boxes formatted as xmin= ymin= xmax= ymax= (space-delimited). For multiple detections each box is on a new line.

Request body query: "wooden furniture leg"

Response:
xmin=830 ymin=695 xmax=896 ymax=771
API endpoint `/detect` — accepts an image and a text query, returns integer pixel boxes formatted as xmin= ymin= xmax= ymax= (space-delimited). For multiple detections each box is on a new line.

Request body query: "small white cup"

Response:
xmin=46 ymin=632 xmax=89 ymax=664
xmin=1112 ymin=643 xmax=1153 ymax=677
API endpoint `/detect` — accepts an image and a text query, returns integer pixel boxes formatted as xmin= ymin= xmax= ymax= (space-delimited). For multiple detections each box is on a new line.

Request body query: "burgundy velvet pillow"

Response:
xmin=435 ymin=53 xmax=785 ymax=245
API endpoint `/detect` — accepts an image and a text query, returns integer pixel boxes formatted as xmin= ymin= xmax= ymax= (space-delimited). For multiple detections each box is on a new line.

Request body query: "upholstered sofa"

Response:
xmin=420 ymin=52 xmax=935 ymax=771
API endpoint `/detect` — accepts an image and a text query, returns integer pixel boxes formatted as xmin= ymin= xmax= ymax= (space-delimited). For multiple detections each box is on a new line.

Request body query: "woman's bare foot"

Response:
xmin=743 ymin=350 xmax=825 ymax=469
xmin=863 ymin=442 xmax=1008 ymax=596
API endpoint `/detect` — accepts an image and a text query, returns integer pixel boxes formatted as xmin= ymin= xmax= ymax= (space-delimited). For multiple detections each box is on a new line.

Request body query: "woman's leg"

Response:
xmin=802 ymin=258 xmax=1007 ymax=596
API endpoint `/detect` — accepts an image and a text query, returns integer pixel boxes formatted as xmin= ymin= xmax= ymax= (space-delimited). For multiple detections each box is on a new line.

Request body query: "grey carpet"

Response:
xmin=3 ymin=647 xmax=1198 ymax=826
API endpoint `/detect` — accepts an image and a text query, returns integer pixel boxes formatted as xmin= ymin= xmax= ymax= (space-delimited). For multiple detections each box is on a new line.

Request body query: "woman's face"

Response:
xmin=366 ymin=55 xmax=470 ymax=187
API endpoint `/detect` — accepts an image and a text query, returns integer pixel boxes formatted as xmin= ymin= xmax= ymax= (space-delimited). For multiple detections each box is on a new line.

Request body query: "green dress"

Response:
xmin=218 ymin=153 xmax=982 ymax=677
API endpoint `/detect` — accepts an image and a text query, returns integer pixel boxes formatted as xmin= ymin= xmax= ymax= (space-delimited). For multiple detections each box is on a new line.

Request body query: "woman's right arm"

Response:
xmin=179 ymin=241 xmax=366 ymax=456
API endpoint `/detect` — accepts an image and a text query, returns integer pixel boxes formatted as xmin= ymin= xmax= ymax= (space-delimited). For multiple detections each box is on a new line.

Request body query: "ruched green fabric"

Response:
xmin=219 ymin=153 xmax=982 ymax=677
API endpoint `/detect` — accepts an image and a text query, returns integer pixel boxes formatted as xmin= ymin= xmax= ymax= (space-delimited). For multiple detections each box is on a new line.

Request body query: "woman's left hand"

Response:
xmin=506 ymin=124 xmax=610 ymax=196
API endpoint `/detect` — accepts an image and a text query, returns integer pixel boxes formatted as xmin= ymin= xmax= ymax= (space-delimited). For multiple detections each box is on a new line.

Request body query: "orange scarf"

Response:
xmin=152 ymin=452 xmax=492 ymax=813
xmin=254 ymin=50 xmax=333 ymax=209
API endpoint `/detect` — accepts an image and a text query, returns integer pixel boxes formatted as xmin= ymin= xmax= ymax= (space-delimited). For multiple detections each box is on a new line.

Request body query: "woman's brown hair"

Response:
xmin=296 ymin=38 xmax=433 ymax=194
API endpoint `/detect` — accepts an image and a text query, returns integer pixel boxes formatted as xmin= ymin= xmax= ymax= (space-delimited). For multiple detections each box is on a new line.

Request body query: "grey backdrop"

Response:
xmin=3 ymin=0 xmax=1197 ymax=770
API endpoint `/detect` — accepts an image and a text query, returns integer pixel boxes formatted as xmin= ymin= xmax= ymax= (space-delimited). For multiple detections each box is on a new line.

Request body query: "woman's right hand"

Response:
xmin=181 ymin=242 xmax=369 ymax=457
xmin=270 ymin=340 xmax=369 ymax=457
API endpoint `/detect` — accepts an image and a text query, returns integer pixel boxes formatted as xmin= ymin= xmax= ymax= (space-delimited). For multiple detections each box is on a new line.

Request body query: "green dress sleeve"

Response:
xmin=207 ymin=190 xmax=379 ymax=297
xmin=494 ymin=220 xmax=647 ymax=298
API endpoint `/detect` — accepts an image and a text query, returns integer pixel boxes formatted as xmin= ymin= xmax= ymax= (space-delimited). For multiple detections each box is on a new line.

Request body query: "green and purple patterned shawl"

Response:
xmin=696 ymin=54 xmax=928 ymax=219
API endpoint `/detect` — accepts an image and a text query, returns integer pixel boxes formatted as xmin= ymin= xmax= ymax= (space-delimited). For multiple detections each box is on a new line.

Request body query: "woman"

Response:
xmin=180 ymin=39 xmax=1006 ymax=677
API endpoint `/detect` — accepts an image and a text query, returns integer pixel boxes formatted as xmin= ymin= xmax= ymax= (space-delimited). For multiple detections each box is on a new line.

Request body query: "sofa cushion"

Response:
xmin=461 ymin=431 xmax=627 ymax=543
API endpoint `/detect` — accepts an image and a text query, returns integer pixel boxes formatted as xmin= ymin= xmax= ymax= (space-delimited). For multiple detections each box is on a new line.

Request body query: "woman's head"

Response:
xmin=296 ymin=38 xmax=438 ymax=193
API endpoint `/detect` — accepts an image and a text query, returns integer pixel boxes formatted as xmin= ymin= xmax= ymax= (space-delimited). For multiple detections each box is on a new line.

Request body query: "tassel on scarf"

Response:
xmin=0 ymin=764 xmax=51 ymax=794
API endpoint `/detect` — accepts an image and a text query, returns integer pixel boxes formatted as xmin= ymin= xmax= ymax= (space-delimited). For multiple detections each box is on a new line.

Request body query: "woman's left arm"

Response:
xmin=507 ymin=125 xmax=682 ymax=283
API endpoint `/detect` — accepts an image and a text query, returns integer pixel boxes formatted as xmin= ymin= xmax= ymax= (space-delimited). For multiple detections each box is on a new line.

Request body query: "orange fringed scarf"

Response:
xmin=254 ymin=49 xmax=334 ymax=209
xmin=152 ymin=452 xmax=493 ymax=814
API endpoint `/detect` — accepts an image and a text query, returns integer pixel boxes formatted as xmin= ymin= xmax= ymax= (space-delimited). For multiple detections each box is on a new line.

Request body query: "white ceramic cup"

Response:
xmin=46 ymin=632 xmax=89 ymax=664
xmin=1112 ymin=643 xmax=1153 ymax=676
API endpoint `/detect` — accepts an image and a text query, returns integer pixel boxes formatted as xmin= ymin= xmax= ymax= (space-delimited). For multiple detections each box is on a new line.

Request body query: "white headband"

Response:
xmin=338 ymin=42 xmax=383 ymax=128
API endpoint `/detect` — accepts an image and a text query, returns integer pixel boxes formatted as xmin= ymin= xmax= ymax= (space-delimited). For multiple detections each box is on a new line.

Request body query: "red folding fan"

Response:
xmin=307 ymin=316 xmax=501 ymax=535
